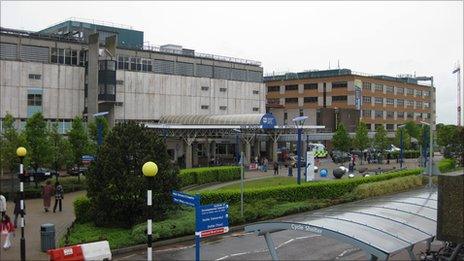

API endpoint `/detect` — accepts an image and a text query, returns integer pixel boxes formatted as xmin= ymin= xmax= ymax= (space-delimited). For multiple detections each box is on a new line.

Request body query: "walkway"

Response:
xmin=1 ymin=191 xmax=85 ymax=261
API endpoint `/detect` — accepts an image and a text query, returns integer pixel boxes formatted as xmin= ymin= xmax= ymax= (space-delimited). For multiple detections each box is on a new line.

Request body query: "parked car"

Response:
xmin=67 ymin=166 xmax=88 ymax=176
xmin=24 ymin=167 xmax=59 ymax=182
xmin=331 ymin=150 xmax=351 ymax=164
xmin=385 ymin=144 xmax=401 ymax=153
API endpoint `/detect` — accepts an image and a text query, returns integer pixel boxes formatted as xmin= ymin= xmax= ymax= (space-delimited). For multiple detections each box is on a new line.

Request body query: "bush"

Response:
xmin=391 ymin=150 xmax=420 ymax=159
xmin=353 ymin=175 xmax=423 ymax=199
xmin=23 ymin=176 xmax=87 ymax=199
xmin=179 ymin=166 xmax=240 ymax=187
xmin=438 ymin=158 xmax=457 ymax=173
xmin=74 ymin=196 xmax=92 ymax=223
xmin=198 ymin=169 xmax=422 ymax=205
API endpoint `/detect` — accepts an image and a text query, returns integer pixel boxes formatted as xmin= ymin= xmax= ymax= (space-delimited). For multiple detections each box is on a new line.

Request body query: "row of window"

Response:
xmin=200 ymin=105 xmax=259 ymax=112
xmin=283 ymin=96 xmax=347 ymax=104
xmin=362 ymin=82 xmax=430 ymax=97
xmin=199 ymin=86 xmax=259 ymax=94
xmin=269 ymin=82 xmax=346 ymax=92
xmin=51 ymin=48 xmax=79 ymax=65
xmin=363 ymin=96 xmax=430 ymax=108
xmin=362 ymin=109 xmax=430 ymax=119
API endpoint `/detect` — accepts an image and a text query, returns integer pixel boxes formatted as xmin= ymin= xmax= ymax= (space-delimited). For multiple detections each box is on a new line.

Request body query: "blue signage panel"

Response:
xmin=260 ymin=113 xmax=277 ymax=129
xmin=172 ymin=191 xmax=198 ymax=207
xmin=196 ymin=203 xmax=229 ymax=232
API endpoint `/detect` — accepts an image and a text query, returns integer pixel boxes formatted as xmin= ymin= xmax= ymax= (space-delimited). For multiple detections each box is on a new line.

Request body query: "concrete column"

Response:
xmin=245 ymin=141 xmax=251 ymax=165
xmin=211 ymin=141 xmax=216 ymax=158
xmin=87 ymin=33 xmax=99 ymax=122
xmin=273 ymin=140 xmax=278 ymax=162
xmin=185 ymin=138 xmax=194 ymax=169
xmin=193 ymin=143 xmax=199 ymax=167
xmin=255 ymin=138 xmax=261 ymax=160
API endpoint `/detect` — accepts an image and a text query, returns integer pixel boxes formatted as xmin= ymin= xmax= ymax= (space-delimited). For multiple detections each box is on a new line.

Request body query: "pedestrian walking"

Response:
xmin=263 ymin=158 xmax=269 ymax=172
xmin=273 ymin=161 xmax=279 ymax=176
xmin=0 ymin=194 xmax=6 ymax=219
xmin=53 ymin=181 xmax=64 ymax=213
xmin=13 ymin=194 xmax=25 ymax=228
xmin=1 ymin=214 xmax=15 ymax=250
xmin=42 ymin=180 xmax=54 ymax=212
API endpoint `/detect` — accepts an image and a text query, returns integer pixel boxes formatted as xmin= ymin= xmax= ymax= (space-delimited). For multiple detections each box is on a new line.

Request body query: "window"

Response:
xmin=415 ymin=112 xmax=422 ymax=119
xmin=201 ymin=105 xmax=209 ymax=110
xmin=71 ymin=50 xmax=78 ymax=65
xmin=397 ymin=111 xmax=404 ymax=118
xmin=253 ymin=107 xmax=259 ymax=112
xmin=386 ymin=98 xmax=394 ymax=105
xmin=406 ymin=100 xmax=414 ymax=107
xmin=386 ymin=124 xmax=394 ymax=131
xmin=299 ymin=109 xmax=304 ymax=116
xmin=65 ymin=49 xmax=71 ymax=65
xmin=424 ymin=102 xmax=430 ymax=108
xmin=107 ymin=84 xmax=115 ymax=95
xmin=142 ymin=59 xmax=152 ymax=72
xmin=267 ymin=98 xmax=280 ymax=105
xmin=116 ymin=80 xmax=124 ymax=85
xmin=220 ymin=88 xmax=227 ymax=92
xmin=99 ymin=83 xmax=105 ymax=95
xmin=407 ymin=112 xmax=414 ymax=118
xmin=386 ymin=111 xmax=394 ymax=118
xmin=51 ymin=48 xmax=57 ymax=63
xmin=362 ymin=110 xmax=372 ymax=117
xmin=28 ymin=74 xmax=41 ymax=80
xmin=130 ymin=57 xmax=141 ymax=71
xmin=285 ymin=98 xmax=298 ymax=103
xmin=284 ymin=112 xmax=288 ymax=125
xmin=375 ymin=97 xmax=383 ymax=104
xmin=397 ymin=99 xmax=404 ymax=107
xmin=396 ymin=87 xmax=404 ymax=95
xmin=51 ymin=48 xmax=68 ymax=64
xmin=423 ymin=90 xmax=430 ymax=97
xmin=267 ymin=86 xmax=279 ymax=92
xmin=253 ymin=90 xmax=259 ymax=94
xmin=416 ymin=90 xmax=422 ymax=97
xmin=79 ymin=51 xmax=87 ymax=67
xmin=406 ymin=88 xmax=414 ymax=95
xmin=118 ymin=56 xmax=129 ymax=70
xmin=58 ymin=48 xmax=65 ymax=64
xmin=304 ymin=97 xmax=317 ymax=103
xmin=304 ymin=83 xmax=318 ymax=90
xmin=27 ymin=94 xmax=42 ymax=106
xmin=285 ymin=85 xmax=298 ymax=91
xmin=201 ymin=86 xmax=209 ymax=91
xmin=332 ymin=82 xmax=347 ymax=88
xmin=375 ymin=124 xmax=384 ymax=130
xmin=332 ymin=95 xmax=347 ymax=102
xmin=416 ymin=101 xmax=422 ymax=109
xmin=375 ymin=110 xmax=384 ymax=118
xmin=219 ymin=106 xmax=227 ymax=110
xmin=374 ymin=84 xmax=383 ymax=92
xmin=386 ymin=86 xmax=394 ymax=93
xmin=363 ymin=82 xmax=372 ymax=90
xmin=363 ymin=96 xmax=371 ymax=103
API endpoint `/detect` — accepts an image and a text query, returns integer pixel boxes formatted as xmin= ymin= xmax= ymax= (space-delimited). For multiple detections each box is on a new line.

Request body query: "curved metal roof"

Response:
xmin=159 ymin=114 xmax=267 ymax=126
xmin=245 ymin=188 xmax=437 ymax=260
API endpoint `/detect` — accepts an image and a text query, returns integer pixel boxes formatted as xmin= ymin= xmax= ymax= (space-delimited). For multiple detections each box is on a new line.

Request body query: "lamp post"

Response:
xmin=16 ymin=146 xmax=27 ymax=261
xmin=293 ymin=116 xmax=308 ymax=185
xmin=233 ymin=129 xmax=244 ymax=217
xmin=398 ymin=124 xmax=406 ymax=169
xmin=142 ymin=161 xmax=158 ymax=261
xmin=420 ymin=121 xmax=433 ymax=188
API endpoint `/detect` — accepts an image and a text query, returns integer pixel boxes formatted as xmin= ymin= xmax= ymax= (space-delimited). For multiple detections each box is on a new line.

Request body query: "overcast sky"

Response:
xmin=1 ymin=1 xmax=463 ymax=124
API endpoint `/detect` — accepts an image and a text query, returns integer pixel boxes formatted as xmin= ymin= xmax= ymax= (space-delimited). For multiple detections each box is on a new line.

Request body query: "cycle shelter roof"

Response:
xmin=245 ymin=188 xmax=437 ymax=261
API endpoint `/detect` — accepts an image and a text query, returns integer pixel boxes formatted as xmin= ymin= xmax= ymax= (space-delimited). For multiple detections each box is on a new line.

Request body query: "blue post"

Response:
xmin=297 ymin=128 xmax=302 ymax=185
xmin=195 ymin=235 xmax=200 ymax=261
xmin=194 ymin=194 xmax=201 ymax=261
xmin=163 ymin=128 xmax=167 ymax=143
xmin=97 ymin=122 xmax=103 ymax=146
xmin=400 ymin=129 xmax=403 ymax=169
xmin=235 ymin=133 xmax=240 ymax=165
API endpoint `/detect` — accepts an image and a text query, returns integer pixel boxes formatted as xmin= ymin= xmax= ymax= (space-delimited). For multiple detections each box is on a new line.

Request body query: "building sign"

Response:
xmin=354 ymin=79 xmax=362 ymax=110
xmin=260 ymin=113 xmax=277 ymax=129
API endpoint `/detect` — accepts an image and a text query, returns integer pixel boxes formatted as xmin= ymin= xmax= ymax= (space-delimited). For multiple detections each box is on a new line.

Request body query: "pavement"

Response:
xmin=0 ymin=191 xmax=86 ymax=261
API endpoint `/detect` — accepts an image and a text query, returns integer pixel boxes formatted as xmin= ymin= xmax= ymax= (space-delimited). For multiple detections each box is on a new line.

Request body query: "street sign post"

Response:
xmin=172 ymin=191 xmax=229 ymax=261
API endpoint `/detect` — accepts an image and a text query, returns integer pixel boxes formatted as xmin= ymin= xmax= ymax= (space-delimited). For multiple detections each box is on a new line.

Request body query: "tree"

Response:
xmin=353 ymin=122 xmax=369 ymax=163
xmin=436 ymin=124 xmax=458 ymax=148
xmin=405 ymin=120 xmax=420 ymax=139
xmin=394 ymin=128 xmax=411 ymax=150
xmin=24 ymin=112 xmax=52 ymax=183
xmin=86 ymin=122 xmax=180 ymax=228
xmin=49 ymin=123 xmax=73 ymax=180
xmin=333 ymin=123 xmax=351 ymax=152
xmin=374 ymin=125 xmax=388 ymax=159
xmin=68 ymin=116 xmax=90 ymax=182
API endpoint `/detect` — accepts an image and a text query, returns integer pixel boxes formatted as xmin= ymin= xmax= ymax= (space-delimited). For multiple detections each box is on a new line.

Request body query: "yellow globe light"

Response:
xmin=16 ymin=147 xmax=27 ymax=158
xmin=142 ymin=161 xmax=158 ymax=177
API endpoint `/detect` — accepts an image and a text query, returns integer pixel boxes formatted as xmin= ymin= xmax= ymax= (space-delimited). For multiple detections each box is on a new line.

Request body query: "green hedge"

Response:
xmin=354 ymin=175 xmax=423 ymax=199
xmin=74 ymin=195 xmax=92 ymax=223
xmin=179 ymin=166 xmax=240 ymax=187
xmin=438 ymin=158 xmax=457 ymax=173
xmin=391 ymin=150 xmax=421 ymax=159
xmin=198 ymin=169 xmax=422 ymax=205
xmin=23 ymin=176 xmax=88 ymax=199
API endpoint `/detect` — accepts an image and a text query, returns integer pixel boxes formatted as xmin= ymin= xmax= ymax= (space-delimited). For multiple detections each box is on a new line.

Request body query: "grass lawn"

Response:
xmin=214 ymin=176 xmax=295 ymax=191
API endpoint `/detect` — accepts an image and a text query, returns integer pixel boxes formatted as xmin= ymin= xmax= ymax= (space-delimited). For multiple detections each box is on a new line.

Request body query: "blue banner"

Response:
xmin=172 ymin=191 xmax=198 ymax=207
xmin=196 ymin=203 xmax=229 ymax=232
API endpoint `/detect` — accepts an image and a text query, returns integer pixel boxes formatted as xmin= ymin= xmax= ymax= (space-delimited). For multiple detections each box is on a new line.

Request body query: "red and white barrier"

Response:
xmin=48 ymin=240 xmax=111 ymax=261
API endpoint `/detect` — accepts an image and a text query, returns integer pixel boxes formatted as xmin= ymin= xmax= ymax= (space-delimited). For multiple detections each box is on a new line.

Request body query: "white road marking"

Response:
xmin=216 ymin=255 xmax=230 ymax=260
xmin=335 ymin=247 xmax=360 ymax=260
xmin=230 ymin=252 xmax=249 ymax=257
xmin=295 ymin=235 xmax=320 ymax=240
xmin=276 ymin=238 xmax=294 ymax=249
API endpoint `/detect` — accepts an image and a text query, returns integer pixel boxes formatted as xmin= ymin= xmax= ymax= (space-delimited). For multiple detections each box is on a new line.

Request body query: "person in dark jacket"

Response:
xmin=13 ymin=193 xmax=25 ymax=228
xmin=53 ymin=182 xmax=64 ymax=213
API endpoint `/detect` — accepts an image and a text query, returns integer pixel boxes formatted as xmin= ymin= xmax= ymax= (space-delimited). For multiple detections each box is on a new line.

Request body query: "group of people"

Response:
xmin=0 ymin=180 xmax=64 ymax=250
xmin=255 ymin=157 xmax=280 ymax=176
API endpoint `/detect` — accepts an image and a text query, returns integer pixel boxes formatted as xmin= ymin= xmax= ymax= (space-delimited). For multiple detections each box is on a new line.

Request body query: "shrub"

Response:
xmin=391 ymin=150 xmax=420 ymax=159
xmin=198 ymin=169 xmax=422 ymax=205
xmin=438 ymin=158 xmax=457 ymax=173
xmin=23 ymin=176 xmax=87 ymax=199
xmin=74 ymin=196 xmax=92 ymax=223
xmin=353 ymin=175 xmax=423 ymax=199
xmin=86 ymin=122 xmax=180 ymax=228
xmin=179 ymin=166 xmax=240 ymax=187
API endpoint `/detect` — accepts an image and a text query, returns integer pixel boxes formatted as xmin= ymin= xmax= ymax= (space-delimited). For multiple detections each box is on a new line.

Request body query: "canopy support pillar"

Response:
xmin=264 ymin=232 xmax=279 ymax=261
xmin=407 ymin=246 xmax=416 ymax=260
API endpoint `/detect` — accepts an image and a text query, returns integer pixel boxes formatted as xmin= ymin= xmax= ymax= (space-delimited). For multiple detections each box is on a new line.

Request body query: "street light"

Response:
xmin=398 ymin=124 xmax=406 ymax=169
xmin=293 ymin=116 xmax=308 ymax=185
xmin=233 ymin=129 xmax=244 ymax=217
xmin=142 ymin=161 xmax=158 ymax=261
xmin=16 ymin=146 xmax=27 ymax=261
xmin=420 ymin=121 xmax=434 ymax=188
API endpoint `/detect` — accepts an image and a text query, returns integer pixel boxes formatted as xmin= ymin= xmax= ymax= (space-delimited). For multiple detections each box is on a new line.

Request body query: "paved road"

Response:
xmin=0 ymin=191 xmax=85 ymax=261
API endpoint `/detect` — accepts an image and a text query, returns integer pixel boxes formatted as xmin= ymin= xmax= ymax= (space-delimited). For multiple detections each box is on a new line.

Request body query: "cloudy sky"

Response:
xmin=1 ymin=1 xmax=463 ymax=124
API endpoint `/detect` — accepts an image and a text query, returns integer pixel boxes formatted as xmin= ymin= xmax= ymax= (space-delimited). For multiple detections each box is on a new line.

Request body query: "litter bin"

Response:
xmin=41 ymin=223 xmax=56 ymax=252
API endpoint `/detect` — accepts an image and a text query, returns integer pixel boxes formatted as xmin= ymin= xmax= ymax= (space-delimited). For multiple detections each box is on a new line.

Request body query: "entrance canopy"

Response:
xmin=245 ymin=188 xmax=437 ymax=261
xmin=158 ymin=113 xmax=277 ymax=129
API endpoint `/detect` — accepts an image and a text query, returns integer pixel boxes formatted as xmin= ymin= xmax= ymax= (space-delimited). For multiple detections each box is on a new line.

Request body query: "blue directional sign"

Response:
xmin=196 ymin=203 xmax=229 ymax=232
xmin=172 ymin=190 xmax=198 ymax=207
